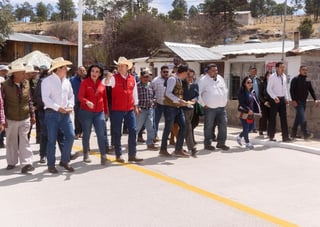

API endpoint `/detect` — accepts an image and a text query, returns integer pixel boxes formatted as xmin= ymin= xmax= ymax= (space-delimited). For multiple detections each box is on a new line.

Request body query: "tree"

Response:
xmin=169 ymin=0 xmax=188 ymax=20
xmin=34 ymin=2 xmax=48 ymax=22
xmin=0 ymin=1 xmax=14 ymax=47
xmin=14 ymin=2 xmax=34 ymax=22
xmin=298 ymin=18 xmax=314 ymax=38
xmin=305 ymin=0 xmax=320 ymax=21
xmin=188 ymin=5 xmax=199 ymax=18
xmin=46 ymin=22 xmax=77 ymax=41
xmin=56 ymin=0 xmax=76 ymax=21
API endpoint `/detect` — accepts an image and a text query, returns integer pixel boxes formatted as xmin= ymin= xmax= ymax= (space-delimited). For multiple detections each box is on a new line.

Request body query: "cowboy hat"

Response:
xmin=113 ymin=56 xmax=133 ymax=70
xmin=0 ymin=65 xmax=9 ymax=71
xmin=8 ymin=62 xmax=26 ymax=75
xmin=49 ymin=57 xmax=72 ymax=72
xmin=25 ymin=65 xmax=39 ymax=73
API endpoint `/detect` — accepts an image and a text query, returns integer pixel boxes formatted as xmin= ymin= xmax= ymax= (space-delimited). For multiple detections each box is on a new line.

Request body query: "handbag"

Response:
xmin=194 ymin=102 xmax=204 ymax=116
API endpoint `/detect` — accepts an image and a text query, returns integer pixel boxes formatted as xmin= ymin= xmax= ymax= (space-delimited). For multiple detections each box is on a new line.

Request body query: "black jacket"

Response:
xmin=290 ymin=75 xmax=317 ymax=102
xmin=238 ymin=88 xmax=260 ymax=114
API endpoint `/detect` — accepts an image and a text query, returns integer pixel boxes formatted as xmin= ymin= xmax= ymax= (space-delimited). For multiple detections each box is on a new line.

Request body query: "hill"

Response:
xmin=10 ymin=15 xmax=320 ymax=45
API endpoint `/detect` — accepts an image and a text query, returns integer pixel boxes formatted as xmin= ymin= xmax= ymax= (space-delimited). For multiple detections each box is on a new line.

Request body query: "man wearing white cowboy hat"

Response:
xmin=104 ymin=56 xmax=143 ymax=163
xmin=41 ymin=57 xmax=75 ymax=173
xmin=2 ymin=62 xmax=36 ymax=173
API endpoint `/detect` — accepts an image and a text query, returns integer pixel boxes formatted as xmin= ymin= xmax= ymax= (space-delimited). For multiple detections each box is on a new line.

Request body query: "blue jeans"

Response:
xmin=39 ymin=110 xmax=65 ymax=158
xmin=291 ymin=100 xmax=307 ymax=136
xmin=45 ymin=110 xmax=75 ymax=167
xmin=239 ymin=119 xmax=254 ymax=143
xmin=111 ymin=110 xmax=137 ymax=157
xmin=136 ymin=108 xmax=155 ymax=145
xmin=204 ymin=107 xmax=227 ymax=146
xmin=79 ymin=109 xmax=106 ymax=155
xmin=154 ymin=103 xmax=164 ymax=138
xmin=160 ymin=106 xmax=186 ymax=151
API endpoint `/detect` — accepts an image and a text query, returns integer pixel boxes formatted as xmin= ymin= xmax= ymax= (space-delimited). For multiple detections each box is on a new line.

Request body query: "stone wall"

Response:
xmin=226 ymin=100 xmax=320 ymax=138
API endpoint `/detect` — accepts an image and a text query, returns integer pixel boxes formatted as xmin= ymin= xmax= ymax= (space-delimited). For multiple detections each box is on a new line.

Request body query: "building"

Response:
xmin=0 ymin=32 xmax=77 ymax=67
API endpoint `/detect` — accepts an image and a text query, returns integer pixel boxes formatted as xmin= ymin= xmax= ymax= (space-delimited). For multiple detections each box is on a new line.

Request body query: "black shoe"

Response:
xmin=70 ymin=152 xmax=80 ymax=160
xmin=204 ymin=145 xmax=215 ymax=151
xmin=116 ymin=156 xmax=125 ymax=163
xmin=101 ymin=155 xmax=107 ymax=165
xmin=21 ymin=164 xmax=35 ymax=174
xmin=137 ymin=137 xmax=146 ymax=143
xmin=252 ymin=129 xmax=257 ymax=133
xmin=6 ymin=165 xmax=15 ymax=170
xmin=259 ymin=131 xmax=263 ymax=136
xmin=106 ymin=146 xmax=114 ymax=154
xmin=282 ymin=137 xmax=292 ymax=142
xmin=128 ymin=156 xmax=143 ymax=162
xmin=0 ymin=143 xmax=5 ymax=148
xmin=39 ymin=157 xmax=46 ymax=164
xmin=159 ymin=149 xmax=172 ymax=157
xmin=59 ymin=162 xmax=74 ymax=172
xmin=304 ymin=133 xmax=313 ymax=140
xmin=191 ymin=148 xmax=198 ymax=156
xmin=216 ymin=144 xmax=230 ymax=150
xmin=48 ymin=166 xmax=58 ymax=174
xmin=269 ymin=137 xmax=276 ymax=142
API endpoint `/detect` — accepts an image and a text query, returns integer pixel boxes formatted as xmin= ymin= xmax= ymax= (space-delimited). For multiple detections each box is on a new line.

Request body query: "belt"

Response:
xmin=140 ymin=107 xmax=153 ymax=110
xmin=277 ymin=96 xmax=285 ymax=99
xmin=45 ymin=108 xmax=57 ymax=112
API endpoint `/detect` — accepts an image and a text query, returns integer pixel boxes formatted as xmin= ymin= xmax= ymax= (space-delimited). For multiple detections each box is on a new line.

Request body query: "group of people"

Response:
xmin=237 ymin=62 xmax=318 ymax=149
xmin=0 ymin=56 xmax=317 ymax=174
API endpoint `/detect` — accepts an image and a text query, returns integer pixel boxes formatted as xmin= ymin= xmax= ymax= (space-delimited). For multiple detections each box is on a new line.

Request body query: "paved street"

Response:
xmin=1 ymin=122 xmax=320 ymax=227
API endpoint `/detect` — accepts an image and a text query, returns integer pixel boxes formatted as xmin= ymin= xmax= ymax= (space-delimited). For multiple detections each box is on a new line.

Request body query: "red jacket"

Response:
xmin=112 ymin=73 xmax=135 ymax=111
xmin=78 ymin=77 xmax=108 ymax=113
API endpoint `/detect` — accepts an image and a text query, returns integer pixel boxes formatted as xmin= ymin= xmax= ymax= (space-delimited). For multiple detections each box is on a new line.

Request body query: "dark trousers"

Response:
xmin=259 ymin=104 xmax=270 ymax=134
xmin=291 ymin=100 xmax=308 ymax=137
xmin=268 ymin=98 xmax=289 ymax=140
xmin=74 ymin=102 xmax=82 ymax=135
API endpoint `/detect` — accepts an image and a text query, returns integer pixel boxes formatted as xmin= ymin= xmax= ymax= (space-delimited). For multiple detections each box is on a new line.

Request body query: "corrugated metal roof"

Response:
xmin=8 ymin=32 xmax=77 ymax=46
xmin=164 ymin=41 xmax=224 ymax=61
xmin=210 ymin=38 xmax=320 ymax=55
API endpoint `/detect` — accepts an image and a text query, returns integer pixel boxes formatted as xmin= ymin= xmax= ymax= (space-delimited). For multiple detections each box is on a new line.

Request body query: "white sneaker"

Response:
xmin=245 ymin=143 xmax=254 ymax=149
xmin=236 ymin=136 xmax=242 ymax=146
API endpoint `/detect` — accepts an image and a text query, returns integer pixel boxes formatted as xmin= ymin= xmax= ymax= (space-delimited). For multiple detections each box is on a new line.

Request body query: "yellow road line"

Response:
xmin=69 ymin=144 xmax=298 ymax=227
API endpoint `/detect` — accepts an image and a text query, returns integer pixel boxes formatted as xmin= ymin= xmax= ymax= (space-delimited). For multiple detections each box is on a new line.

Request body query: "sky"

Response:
xmin=9 ymin=0 xmax=207 ymax=14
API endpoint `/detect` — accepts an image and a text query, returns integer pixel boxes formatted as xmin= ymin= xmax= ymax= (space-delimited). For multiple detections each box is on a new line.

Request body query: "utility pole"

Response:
xmin=78 ymin=0 xmax=83 ymax=67
xmin=281 ymin=0 xmax=287 ymax=62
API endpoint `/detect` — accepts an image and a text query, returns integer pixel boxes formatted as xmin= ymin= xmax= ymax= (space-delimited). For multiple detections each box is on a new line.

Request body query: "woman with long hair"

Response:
xmin=237 ymin=76 xmax=261 ymax=149
xmin=78 ymin=64 xmax=108 ymax=164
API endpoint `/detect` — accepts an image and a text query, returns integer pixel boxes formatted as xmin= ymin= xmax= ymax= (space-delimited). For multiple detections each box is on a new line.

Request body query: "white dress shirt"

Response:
xmin=41 ymin=73 xmax=74 ymax=111
xmin=267 ymin=72 xmax=288 ymax=100
xmin=151 ymin=76 xmax=166 ymax=105
xmin=198 ymin=74 xmax=228 ymax=108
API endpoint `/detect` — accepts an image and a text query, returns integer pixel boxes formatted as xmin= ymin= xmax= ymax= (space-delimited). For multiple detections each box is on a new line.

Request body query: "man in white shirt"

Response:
xmin=41 ymin=57 xmax=75 ymax=173
xmin=266 ymin=62 xmax=291 ymax=142
xmin=151 ymin=65 xmax=170 ymax=141
xmin=198 ymin=64 xmax=229 ymax=151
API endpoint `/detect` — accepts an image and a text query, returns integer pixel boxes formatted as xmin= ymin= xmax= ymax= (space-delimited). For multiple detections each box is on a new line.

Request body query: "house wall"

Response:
xmin=1 ymin=41 xmax=77 ymax=66
xmin=227 ymin=100 xmax=320 ymax=138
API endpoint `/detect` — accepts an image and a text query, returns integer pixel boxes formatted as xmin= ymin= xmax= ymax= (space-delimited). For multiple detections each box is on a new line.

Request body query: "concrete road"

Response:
xmin=1 ymin=123 xmax=320 ymax=227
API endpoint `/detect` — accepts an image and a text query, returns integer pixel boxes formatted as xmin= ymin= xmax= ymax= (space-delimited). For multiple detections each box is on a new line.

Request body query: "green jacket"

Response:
xmin=2 ymin=78 xmax=34 ymax=121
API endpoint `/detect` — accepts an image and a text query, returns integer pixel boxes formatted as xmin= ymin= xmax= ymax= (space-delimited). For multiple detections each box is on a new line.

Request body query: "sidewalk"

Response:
xmin=193 ymin=123 xmax=320 ymax=155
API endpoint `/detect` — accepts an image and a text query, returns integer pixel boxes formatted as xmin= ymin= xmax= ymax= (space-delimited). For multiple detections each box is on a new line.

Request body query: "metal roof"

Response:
xmin=8 ymin=32 xmax=77 ymax=46
xmin=210 ymin=38 xmax=320 ymax=56
xmin=164 ymin=41 xmax=224 ymax=61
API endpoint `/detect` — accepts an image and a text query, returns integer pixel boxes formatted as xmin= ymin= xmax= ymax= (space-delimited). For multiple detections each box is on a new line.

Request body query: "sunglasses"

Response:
xmin=246 ymin=82 xmax=253 ymax=84
xmin=162 ymin=71 xmax=169 ymax=73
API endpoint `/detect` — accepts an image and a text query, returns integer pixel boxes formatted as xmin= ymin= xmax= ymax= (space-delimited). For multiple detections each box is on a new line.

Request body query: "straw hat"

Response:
xmin=8 ymin=62 xmax=26 ymax=75
xmin=25 ymin=65 xmax=39 ymax=73
xmin=0 ymin=65 xmax=9 ymax=71
xmin=48 ymin=57 xmax=72 ymax=72
xmin=113 ymin=56 xmax=133 ymax=70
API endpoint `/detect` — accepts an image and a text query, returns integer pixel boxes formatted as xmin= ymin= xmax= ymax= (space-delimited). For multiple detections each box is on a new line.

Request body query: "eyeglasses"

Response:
xmin=246 ymin=82 xmax=253 ymax=84
xmin=162 ymin=71 xmax=169 ymax=73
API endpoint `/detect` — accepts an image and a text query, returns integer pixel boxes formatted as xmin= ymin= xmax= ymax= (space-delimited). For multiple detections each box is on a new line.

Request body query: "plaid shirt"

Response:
xmin=137 ymin=81 xmax=154 ymax=109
